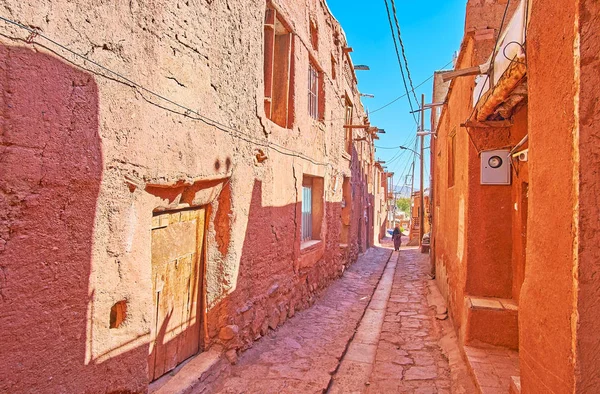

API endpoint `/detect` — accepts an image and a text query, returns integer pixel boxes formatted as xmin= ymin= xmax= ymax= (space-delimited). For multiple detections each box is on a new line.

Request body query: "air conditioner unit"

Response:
xmin=481 ymin=150 xmax=511 ymax=185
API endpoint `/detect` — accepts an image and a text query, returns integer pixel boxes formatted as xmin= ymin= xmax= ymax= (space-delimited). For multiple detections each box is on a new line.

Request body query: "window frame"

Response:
xmin=344 ymin=96 xmax=353 ymax=154
xmin=264 ymin=6 xmax=295 ymax=129
xmin=448 ymin=130 xmax=456 ymax=188
xmin=301 ymin=185 xmax=313 ymax=241
xmin=301 ymin=175 xmax=324 ymax=244
xmin=308 ymin=60 xmax=320 ymax=120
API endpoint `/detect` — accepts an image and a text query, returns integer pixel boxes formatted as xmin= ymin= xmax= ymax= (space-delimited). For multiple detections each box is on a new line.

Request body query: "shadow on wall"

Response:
xmin=206 ymin=179 xmax=346 ymax=350
xmin=0 ymin=44 xmax=145 ymax=393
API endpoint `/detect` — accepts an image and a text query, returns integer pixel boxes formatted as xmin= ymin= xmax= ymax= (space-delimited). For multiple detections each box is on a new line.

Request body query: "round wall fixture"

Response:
xmin=488 ymin=155 xmax=503 ymax=169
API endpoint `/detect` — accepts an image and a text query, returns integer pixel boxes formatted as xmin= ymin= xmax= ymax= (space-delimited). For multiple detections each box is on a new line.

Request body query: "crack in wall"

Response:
xmin=167 ymin=76 xmax=186 ymax=87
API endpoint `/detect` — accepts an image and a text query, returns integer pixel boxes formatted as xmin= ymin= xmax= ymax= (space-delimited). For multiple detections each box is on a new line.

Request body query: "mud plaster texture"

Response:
xmin=431 ymin=0 xmax=518 ymax=343
xmin=0 ymin=1 xmax=383 ymax=392
xmin=519 ymin=0 xmax=600 ymax=392
xmin=432 ymin=0 xmax=600 ymax=392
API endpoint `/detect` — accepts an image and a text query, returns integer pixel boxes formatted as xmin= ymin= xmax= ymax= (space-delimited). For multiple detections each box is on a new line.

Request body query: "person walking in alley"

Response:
xmin=392 ymin=225 xmax=402 ymax=251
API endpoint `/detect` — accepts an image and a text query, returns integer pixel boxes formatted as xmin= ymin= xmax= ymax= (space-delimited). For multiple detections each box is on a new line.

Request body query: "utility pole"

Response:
xmin=391 ymin=172 xmax=396 ymax=227
xmin=408 ymin=161 xmax=415 ymax=222
xmin=419 ymin=94 xmax=425 ymax=248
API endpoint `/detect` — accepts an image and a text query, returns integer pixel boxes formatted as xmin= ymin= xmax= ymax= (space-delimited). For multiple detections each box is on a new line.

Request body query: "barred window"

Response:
xmin=308 ymin=62 xmax=319 ymax=120
xmin=302 ymin=185 xmax=313 ymax=241
xmin=301 ymin=175 xmax=324 ymax=244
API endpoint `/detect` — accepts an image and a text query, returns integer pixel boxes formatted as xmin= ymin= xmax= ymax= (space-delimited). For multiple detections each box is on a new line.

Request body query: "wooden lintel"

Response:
xmin=461 ymin=120 xmax=513 ymax=128
xmin=344 ymin=125 xmax=370 ymax=129
xmin=474 ymin=28 xmax=496 ymax=41
xmin=441 ymin=66 xmax=483 ymax=82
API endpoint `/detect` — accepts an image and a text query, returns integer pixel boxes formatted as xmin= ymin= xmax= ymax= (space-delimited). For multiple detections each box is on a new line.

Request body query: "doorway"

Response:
xmin=148 ymin=207 xmax=206 ymax=381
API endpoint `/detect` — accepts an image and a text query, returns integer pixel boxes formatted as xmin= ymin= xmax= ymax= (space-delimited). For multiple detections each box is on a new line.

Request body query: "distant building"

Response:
xmin=408 ymin=189 xmax=430 ymax=246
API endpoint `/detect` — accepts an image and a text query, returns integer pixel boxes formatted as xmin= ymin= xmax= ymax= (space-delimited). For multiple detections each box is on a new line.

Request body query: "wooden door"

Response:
xmin=149 ymin=208 xmax=205 ymax=381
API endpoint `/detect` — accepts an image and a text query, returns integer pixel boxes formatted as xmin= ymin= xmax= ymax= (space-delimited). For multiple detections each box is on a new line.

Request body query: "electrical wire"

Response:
xmin=388 ymin=0 xmax=420 ymax=108
xmin=0 ymin=15 xmax=333 ymax=168
xmin=393 ymin=151 xmax=417 ymax=195
xmin=325 ymin=58 xmax=454 ymax=124
xmin=368 ymin=59 xmax=453 ymax=116
xmin=386 ymin=134 xmax=417 ymax=181
xmin=383 ymin=0 xmax=419 ymax=125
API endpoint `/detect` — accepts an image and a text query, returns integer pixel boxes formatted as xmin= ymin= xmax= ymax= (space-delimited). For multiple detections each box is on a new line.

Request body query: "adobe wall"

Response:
xmin=519 ymin=0 xmax=577 ymax=391
xmin=432 ymin=36 xmax=476 ymax=330
xmin=464 ymin=107 xmax=527 ymax=300
xmin=432 ymin=0 xmax=521 ymax=336
xmin=0 ymin=1 xmax=373 ymax=392
xmin=509 ymin=108 xmax=528 ymax=303
xmin=575 ymin=0 xmax=600 ymax=390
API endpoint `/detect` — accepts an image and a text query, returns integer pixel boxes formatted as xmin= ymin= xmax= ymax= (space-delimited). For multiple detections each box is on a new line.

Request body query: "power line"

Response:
xmin=369 ymin=59 xmax=454 ymax=116
xmin=383 ymin=0 xmax=419 ymax=125
xmin=0 ymin=15 xmax=333 ymax=168
xmin=324 ymin=58 xmax=454 ymax=123
xmin=393 ymin=151 xmax=416 ymax=192
xmin=388 ymin=0 xmax=420 ymax=108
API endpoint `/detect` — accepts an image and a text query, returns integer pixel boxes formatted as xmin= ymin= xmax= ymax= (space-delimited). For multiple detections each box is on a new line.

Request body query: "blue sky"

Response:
xmin=327 ymin=0 xmax=466 ymax=191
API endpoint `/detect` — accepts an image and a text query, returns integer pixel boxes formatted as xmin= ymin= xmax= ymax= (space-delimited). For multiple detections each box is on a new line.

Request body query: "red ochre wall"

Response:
xmin=575 ymin=0 xmax=600 ymax=391
xmin=519 ymin=0 xmax=578 ymax=391
xmin=521 ymin=0 xmax=600 ymax=391
xmin=510 ymin=108 xmax=529 ymax=303
xmin=0 ymin=45 xmax=149 ymax=392
xmin=433 ymin=36 xmax=477 ymax=331
xmin=432 ymin=0 xmax=524 ymax=337
xmin=0 ymin=0 xmax=377 ymax=391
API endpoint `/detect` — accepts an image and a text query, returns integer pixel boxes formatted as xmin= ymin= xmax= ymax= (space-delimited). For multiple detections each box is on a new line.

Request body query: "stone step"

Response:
xmin=463 ymin=296 xmax=518 ymax=349
xmin=463 ymin=345 xmax=519 ymax=394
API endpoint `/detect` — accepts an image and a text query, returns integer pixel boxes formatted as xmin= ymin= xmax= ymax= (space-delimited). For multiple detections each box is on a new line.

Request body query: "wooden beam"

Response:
xmin=344 ymin=125 xmax=370 ymax=129
xmin=461 ymin=120 xmax=514 ymax=128
xmin=440 ymin=66 xmax=484 ymax=82
xmin=474 ymin=28 xmax=496 ymax=41
xmin=342 ymin=47 xmax=353 ymax=53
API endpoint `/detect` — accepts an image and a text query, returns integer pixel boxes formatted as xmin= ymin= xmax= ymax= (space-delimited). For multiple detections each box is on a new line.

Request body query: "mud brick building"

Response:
xmin=431 ymin=0 xmax=600 ymax=391
xmin=0 ymin=1 xmax=388 ymax=392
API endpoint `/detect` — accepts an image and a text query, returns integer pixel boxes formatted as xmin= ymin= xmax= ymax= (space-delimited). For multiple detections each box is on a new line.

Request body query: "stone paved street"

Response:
xmin=367 ymin=247 xmax=457 ymax=394
xmin=205 ymin=242 xmax=475 ymax=394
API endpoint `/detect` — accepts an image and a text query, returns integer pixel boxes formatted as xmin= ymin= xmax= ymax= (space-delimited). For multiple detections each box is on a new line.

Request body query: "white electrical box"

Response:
xmin=481 ymin=150 xmax=511 ymax=185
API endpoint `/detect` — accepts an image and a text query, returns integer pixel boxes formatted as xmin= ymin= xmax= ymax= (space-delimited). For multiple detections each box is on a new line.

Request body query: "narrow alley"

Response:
xmin=151 ymin=242 xmax=475 ymax=394
xmin=2 ymin=0 xmax=600 ymax=393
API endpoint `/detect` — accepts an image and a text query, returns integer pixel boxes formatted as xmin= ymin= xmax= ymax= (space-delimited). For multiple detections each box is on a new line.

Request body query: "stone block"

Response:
xmin=218 ymin=325 xmax=239 ymax=341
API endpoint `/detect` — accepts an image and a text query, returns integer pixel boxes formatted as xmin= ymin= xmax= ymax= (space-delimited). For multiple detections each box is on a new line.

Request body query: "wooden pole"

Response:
xmin=419 ymin=94 xmax=425 ymax=248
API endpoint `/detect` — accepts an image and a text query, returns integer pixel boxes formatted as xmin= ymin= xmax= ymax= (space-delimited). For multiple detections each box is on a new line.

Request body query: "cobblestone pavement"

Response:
xmin=207 ymin=247 xmax=393 ymax=394
xmin=206 ymin=243 xmax=476 ymax=394
xmin=367 ymin=247 xmax=457 ymax=394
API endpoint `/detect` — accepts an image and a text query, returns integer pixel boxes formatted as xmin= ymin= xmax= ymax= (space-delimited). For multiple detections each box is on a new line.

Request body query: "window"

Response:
xmin=448 ymin=130 xmax=456 ymax=187
xmin=302 ymin=185 xmax=313 ymax=241
xmin=340 ymin=177 xmax=351 ymax=244
xmin=308 ymin=61 xmax=321 ymax=120
xmin=264 ymin=7 xmax=294 ymax=128
xmin=344 ymin=96 xmax=353 ymax=154
xmin=301 ymin=176 xmax=324 ymax=242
